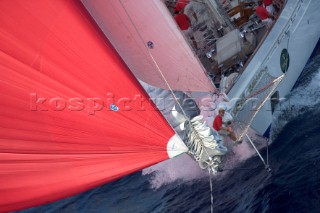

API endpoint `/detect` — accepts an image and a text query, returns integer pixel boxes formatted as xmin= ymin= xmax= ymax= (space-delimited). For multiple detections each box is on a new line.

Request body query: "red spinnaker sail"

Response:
xmin=0 ymin=0 xmax=178 ymax=211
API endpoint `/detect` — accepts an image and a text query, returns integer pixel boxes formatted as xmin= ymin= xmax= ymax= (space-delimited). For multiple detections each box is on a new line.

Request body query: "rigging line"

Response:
xmin=245 ymin=133 xmax=268 ymax=168
xmin=236 ymin=73 xmax=283 ymax=112
xmin=245 ymin=76 xmax=282 ymax=100
xmin=237 ymin=123 xmax=271 ymax=172
xmin=237 ymin=74 xmax=284 ymax=141
xmin=118 ymin=0 xmax=215 ymax=160
xmin=147 ymin=48 xmax=215 ymax=161
xmin=208 ymin=168 xmax=214 ymax=213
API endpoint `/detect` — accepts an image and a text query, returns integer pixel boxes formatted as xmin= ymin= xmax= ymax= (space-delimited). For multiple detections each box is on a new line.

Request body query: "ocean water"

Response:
xmin=19 ymin=56 xmax=320 ymax=213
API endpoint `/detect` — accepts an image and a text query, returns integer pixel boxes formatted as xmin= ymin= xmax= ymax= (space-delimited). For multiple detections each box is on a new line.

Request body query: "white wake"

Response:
xmin=270 ymin=58 xmax=320 ymax=139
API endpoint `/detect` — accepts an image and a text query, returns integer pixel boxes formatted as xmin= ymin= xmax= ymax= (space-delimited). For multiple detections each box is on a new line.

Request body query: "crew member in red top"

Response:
xmin=174 ymin=10 xmax=191 ymax=30
xmin=175 ymin=0 xmax=198 ymax=23
xmin=263 ymin=0 xmax=272 ymax=6
xmin=263 ymin=0 xmax=275 ymax=15
xmin=175 ymin=0 xmax=190 ymax=12
xmin=174 ymin=9 xmax=198 ymax=49
xmin=213 ymin=108 xmax=238 ymax=142
xmin=256 ymin=0 xmax=274 ymax=28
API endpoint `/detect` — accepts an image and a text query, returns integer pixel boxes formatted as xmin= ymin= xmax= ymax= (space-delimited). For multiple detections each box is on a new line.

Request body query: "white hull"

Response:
xmin=229 ymin=0 xmax=320 ymax=136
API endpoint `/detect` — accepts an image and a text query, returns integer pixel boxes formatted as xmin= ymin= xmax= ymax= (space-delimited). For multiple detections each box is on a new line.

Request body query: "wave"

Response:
xmin=270 ymin=55 xmax=320 ymax=140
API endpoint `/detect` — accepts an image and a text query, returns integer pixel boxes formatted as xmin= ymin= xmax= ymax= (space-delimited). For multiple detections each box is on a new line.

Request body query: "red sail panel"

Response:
xmin=0 ymin=0 xmax=175 ymax=211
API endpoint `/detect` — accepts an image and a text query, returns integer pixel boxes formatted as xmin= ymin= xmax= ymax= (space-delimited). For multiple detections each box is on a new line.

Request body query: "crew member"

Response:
xmin=174 ymin=9 xmax=198 ymax=49
xmin=175 ymin=0 xmax=190 ymax=12
xmin=263 ymin=0 xmax=275 ymax=15
xmin=256 ymin=0 xmax=275 ymax=28
xmin=213 ymin=108 xmax=240 ymax=143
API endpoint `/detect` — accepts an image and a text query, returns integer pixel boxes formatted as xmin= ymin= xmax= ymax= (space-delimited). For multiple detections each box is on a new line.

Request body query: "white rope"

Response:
xmin=118 ymin=1 xmax=217 ymax=161
xmin=146 ymin=57 xmax=215 ymax=161
xmin=236 ymin=122 xmax=271 ymax=172
xmin=245 ymin=134 xmax=268 ymax=167
xmin=208 ymin=168 xmax=214 ymax=213
xmin=237 ymin=74 xmax=284 ymax=141
xmin=232 ymin=74 xmax=285 ymax=172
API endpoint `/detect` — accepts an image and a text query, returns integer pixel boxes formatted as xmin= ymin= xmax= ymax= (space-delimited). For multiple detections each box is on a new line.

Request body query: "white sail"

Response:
xmin=81 ymin=0 xmax=215 ymax=92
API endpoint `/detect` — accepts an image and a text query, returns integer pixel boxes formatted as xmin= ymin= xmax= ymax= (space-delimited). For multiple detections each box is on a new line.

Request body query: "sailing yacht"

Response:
xmin=82 ymin=0 xmax=320 ymax=171
xmin=0 ymin=0 xmax=319 ymax=211
xmin=82 ymin=0 xmax=319 ymax=135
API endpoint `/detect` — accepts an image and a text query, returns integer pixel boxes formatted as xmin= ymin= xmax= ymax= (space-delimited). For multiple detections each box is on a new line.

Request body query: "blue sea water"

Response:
xmin=19 ymin=55 xmax=320 ymax=213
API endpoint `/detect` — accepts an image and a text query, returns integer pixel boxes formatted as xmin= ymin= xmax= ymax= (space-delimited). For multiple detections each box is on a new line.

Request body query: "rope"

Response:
xmin=245 ymin=134 xmax=268 ymax=168
xmin=118 ymin=1 xmax=216 ymax=162
xmin=208 ymin=168 xmax=214 ymax=213
xmin=235 ymin=123 xmax=271 ymax=172
xmin=245 ymin=76 xmax=281 ymax=100
xmin=237 ymin=74 xmax=284 ymax=141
